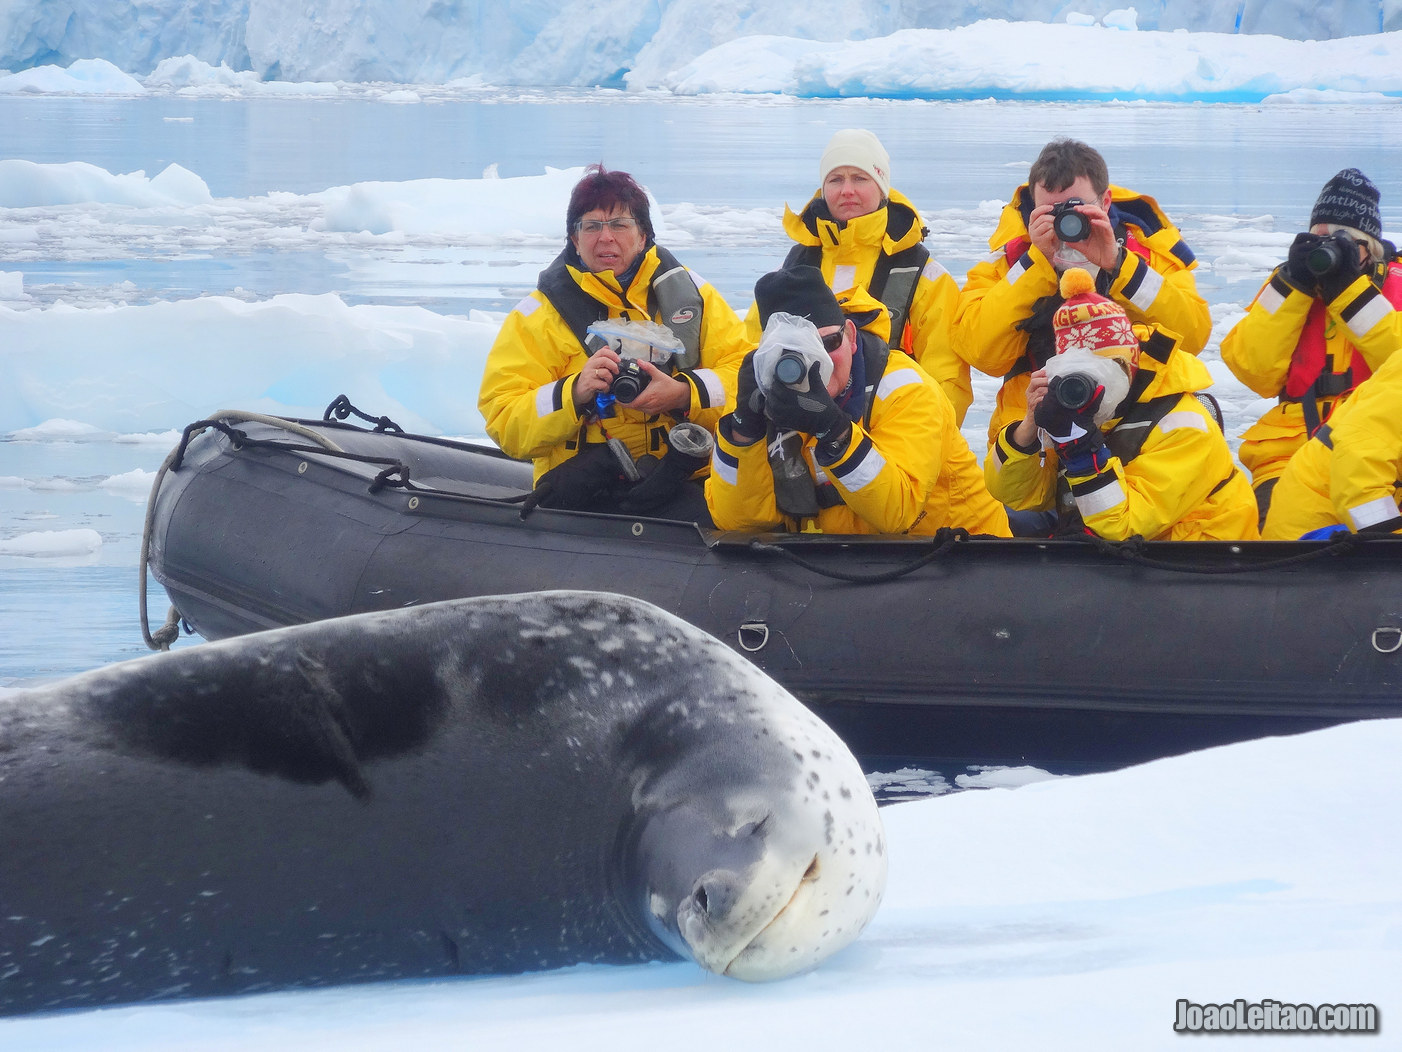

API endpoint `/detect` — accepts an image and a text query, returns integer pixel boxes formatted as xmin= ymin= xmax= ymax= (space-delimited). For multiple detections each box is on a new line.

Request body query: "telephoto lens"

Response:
xmin=1051 ymin=199 xmax=1091 ymax=243
xmin=1049 ymin=372 xmax=1096 ymax=410
xmin=774 ymin=350 xmax=807 ymax=386
xmin=610 ymin=360 xmax=650 ymax=403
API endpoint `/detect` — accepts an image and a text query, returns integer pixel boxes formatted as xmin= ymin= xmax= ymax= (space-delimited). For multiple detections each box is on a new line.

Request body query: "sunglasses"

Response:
xmin=820 ymin=327 xmax=846 ymax=353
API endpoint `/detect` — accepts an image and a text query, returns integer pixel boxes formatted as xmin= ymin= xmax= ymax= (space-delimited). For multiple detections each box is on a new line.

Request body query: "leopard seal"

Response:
xmin=0 ymin=591 xmax=885 ymax=1016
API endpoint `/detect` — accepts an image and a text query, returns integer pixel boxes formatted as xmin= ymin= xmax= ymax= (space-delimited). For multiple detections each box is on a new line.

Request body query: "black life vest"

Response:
xmin=783 ymin=241 xmax=929 ymax=354
xmin=535 ymin=244 xmax=705 ymax=370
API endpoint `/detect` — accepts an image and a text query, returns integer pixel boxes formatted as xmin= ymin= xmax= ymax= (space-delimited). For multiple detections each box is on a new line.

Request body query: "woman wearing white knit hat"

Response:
xmin=751 ymin=129 xmax=973 ymax=425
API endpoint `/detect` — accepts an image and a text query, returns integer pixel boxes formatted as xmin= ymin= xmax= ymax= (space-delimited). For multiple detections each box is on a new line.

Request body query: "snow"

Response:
xmin=0 ymin=527 xmax=103 ymax=557
xmin=2 ymin=4 xmax=1401 ymax=1043
xmin=3 ymin=18 xmax=1402 ymax=100
xmin=3 ymin=718 xmax=1397 ymax=1048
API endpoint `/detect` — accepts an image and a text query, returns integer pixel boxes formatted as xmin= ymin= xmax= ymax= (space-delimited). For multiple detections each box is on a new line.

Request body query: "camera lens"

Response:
xmin=1053 ymin=208 xmax=1091 ymax=243
xmin=1306 ymin=240 xmax=1344 ymax=277
xmin=1050 ymin=373 xmax=1095 ymax=410
xmin=774 ymin=351 xmax=806 ymax=386
xmin=611 ymin=362 xmax=649 ymax=403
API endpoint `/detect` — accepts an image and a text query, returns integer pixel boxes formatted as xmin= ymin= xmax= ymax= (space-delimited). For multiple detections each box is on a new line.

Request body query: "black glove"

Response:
xmin=766 ymin=361 xmax=852 ymax=459
xmin=618 ymin=423 xmax=714 ymax=514
xmin=520 ymin=443 xmax=631 ymax=515
xmin=1316 ymin=229 xmax=1365 ymax=301
xmin=1283 ymin=231 xmax=1320 ymax=291
xmin=727 ymin=350 xmax=766 ymax=442
xmin=1035 ymin=378 xmax=1107 ymax=475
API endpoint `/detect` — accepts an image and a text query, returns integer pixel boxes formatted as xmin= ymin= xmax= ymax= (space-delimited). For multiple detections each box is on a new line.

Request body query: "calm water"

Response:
xmin=4 ymin=92 xmax=1402 ymax=687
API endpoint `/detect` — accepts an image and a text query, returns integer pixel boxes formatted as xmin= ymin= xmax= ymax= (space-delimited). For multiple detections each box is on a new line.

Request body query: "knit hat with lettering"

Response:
xmin=1052 ymin=268 xmax=1141 ymax=373
xmin=1310 ymin=168 xmax=1382 ymax=240
xmin=754 ymin=265 xmax=846 ymax=331
xmin=819 ymin=129 xmax=891 ymax=198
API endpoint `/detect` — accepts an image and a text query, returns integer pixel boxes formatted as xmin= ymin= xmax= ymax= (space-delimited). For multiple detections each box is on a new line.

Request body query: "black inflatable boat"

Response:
xmin=143 ymin=405 xmax=1402 ymax=773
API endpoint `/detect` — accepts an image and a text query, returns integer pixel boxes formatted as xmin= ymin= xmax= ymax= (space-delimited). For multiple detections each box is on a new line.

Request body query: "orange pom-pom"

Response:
xmin=1058 ymin=266 xmax=1096 ymax=299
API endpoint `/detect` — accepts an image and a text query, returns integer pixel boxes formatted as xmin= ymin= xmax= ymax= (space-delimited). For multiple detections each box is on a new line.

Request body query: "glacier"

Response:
xmin=3 ymin=0 xmax=1402 ymax=89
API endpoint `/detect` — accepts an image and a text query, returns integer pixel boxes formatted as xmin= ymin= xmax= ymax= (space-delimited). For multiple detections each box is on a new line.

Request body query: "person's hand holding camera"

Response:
xmin=572 ymin=346 xmax=620 ymax=407
xmin=1034 ymin=375 xmax=1108 ymax=475
xmin=1314 ymin=230 xmax=1366 ymax=301
xmin=725 ymin=351 xmax=766 ymax=445
xmin=1030 ymin=197 xmax=1119 ymax=272
xmin=1283 ymin=231 xmax=1321 ymax=292
xmin=1284 ymin=230 xmax=1366 ymax=300
xmin=766 ymin=360 xmax=852 ymax=462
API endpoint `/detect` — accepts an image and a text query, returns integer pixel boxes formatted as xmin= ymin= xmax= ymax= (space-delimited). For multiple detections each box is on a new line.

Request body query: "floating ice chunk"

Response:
xmin=0 ymin=529 xmax=103 ymax=557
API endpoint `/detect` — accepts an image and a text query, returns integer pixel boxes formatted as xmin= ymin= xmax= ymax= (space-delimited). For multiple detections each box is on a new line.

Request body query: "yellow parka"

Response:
xmin=956 ymin=184 xmax=1211 ymax=447
xmin=984 ymin=331 xmax=1259 ymax=541
xmin=1262 ymin=347 xmax=1402 ymax=540
xmin=1221 ymin=261 xmax=1402 ymax=494
xmin=746 ymin=188 xmax=972 ymax=425
xmin=705 ymin=341 xmax=1009 ymax=537
xmin=479 ymin=244 xmax=749 ymax=482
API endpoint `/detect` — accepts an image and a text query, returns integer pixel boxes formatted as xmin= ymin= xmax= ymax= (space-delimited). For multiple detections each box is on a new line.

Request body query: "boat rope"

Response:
xmin=139 ymin=411 xmax=350 ymax=651
xmin=748 ymin=527 xmax=972 ymax=583
xmin=1079 ymin=530 xmax=1382 ymax=573
xmin=323 ymin=394 xmax=405 ymax=434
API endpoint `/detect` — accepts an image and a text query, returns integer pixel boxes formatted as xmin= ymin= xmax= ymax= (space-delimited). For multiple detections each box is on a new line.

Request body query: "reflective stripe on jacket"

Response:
xmin=1262 ymin=347 xmax=1402 ymax=539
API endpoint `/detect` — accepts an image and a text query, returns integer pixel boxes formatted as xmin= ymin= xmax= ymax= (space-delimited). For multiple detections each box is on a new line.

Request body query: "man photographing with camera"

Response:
xmin=955 ymin=138 xmax=1212 ymax=480
xmin=706 ymin=266 xmax=1008 ymax=537
xmin=1222 ymin=167 xmax=1402 ymax=525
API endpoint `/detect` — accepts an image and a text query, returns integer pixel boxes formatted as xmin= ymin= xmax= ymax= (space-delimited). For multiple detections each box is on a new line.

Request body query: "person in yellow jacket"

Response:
xmin=1222 ymin=168 xmax=1402 ymax=525
xmin=1262 ymin=346 xmax=1402 ymax=540
xmin=955 ymin=138 xmax=1210 ymax=449
xmin=985 ymin=267 xmax=1259 ymax=542
xmin=478 ymin=165 xmax=749 ymax=518
xmin=707 ymin=266 xmax=1009 ymax=537
xmin=749 ymin=129 xmax=972 ymax=424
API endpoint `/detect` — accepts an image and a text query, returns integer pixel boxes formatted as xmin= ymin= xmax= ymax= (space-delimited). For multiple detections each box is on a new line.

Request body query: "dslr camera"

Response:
xmin=1300 ymin=231 xmax=1357 ymax=278
xmin=1047 ymin=372 xmax=1098 ymax=411
xmin=1050 ymin=198 xmax=1092 ymax=243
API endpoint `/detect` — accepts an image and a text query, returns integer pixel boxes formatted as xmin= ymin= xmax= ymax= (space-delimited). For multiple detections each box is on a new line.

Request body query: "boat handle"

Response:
xmin=738 ymin=621 xmax=769 ymax=652
xmin=1372 ymin=627 xmax=1402 ymax=654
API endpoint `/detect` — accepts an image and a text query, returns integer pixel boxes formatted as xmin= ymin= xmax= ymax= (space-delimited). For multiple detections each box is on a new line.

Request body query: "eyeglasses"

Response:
xmin=820 ymin=328 xmax=846 ymax=353
xmin=575 ymin=217 xmax=638 ymax=235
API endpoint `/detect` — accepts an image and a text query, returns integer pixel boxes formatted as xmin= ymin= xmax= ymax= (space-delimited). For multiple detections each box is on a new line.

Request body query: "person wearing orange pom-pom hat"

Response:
xmin=983 ymin=267 xmax=1260 ymax=541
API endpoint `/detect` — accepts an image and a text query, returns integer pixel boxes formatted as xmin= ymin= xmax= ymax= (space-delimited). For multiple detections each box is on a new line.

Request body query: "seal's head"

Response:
xmin=624 ymin=651 xmax=886 ymax=981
